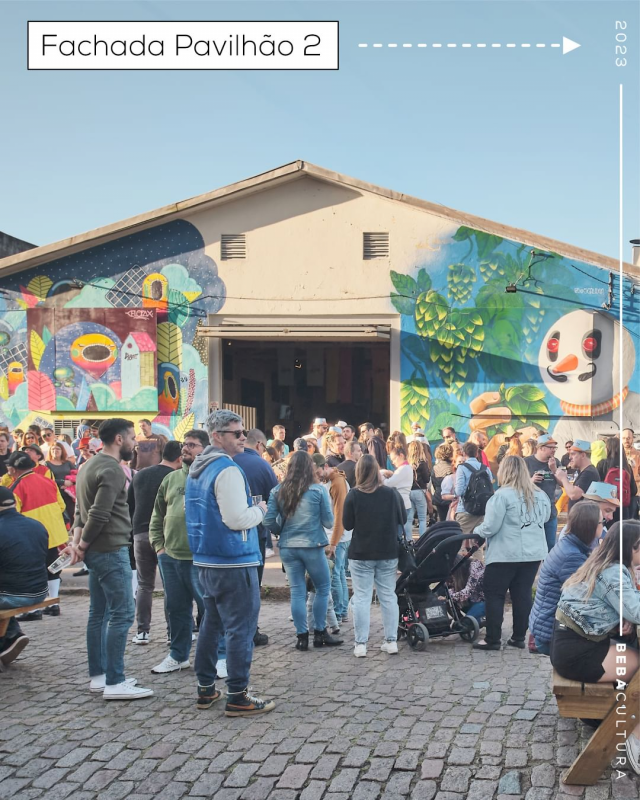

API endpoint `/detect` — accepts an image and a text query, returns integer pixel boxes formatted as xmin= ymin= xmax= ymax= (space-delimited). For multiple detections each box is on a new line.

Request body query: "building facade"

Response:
xmin=0 ymin=161 xmax=637 ymax=449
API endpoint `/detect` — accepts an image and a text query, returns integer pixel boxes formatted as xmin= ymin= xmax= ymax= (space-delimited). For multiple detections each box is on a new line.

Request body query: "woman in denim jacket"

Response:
xmin=552 ymin=520 xmax=640 ymax=774
xmin=263 ymin=451 xmax=342 ymax=652
xmin=472 ymin=455 xmax=550 ymax=651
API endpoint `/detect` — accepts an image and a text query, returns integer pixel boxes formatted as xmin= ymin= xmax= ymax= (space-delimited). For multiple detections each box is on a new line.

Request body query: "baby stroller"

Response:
xmin=396 ymin=520 xmax=482 ymax=650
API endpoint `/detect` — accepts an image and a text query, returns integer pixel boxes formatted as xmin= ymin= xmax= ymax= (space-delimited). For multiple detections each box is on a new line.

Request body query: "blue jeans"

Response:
xmin=405 ymin=490 xmax=428 ymax=538
xmin=0 ymin=591 xmax=48 ymax=648
xmin=158 ymin=554 xmax=225 ymax=663
xmin=280 ymin=546 xmax=331 ymax=634
xmin=84 ymin=547 xmax=135 ymax=685
xmin=349 ymin=558 xmax=399 ymax=644
xmin=195 ymin=566 xmax=259 ymax=694
xmin=544 ymin=515 xmax=558 ymax=551
xmin=465 ymin=601 xmax=486 ymax=623
xmin=331 ymin=541 xmax=350 ymax=617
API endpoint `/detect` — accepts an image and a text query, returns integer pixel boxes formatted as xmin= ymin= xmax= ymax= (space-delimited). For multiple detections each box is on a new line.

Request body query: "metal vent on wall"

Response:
xmin=363 ymin=232 xmax=389 ymax=260
xmin=221 ymin=234 xmax=246 ymax=260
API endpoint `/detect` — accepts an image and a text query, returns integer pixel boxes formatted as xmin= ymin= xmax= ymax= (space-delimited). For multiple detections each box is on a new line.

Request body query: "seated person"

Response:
xmin=551 ymin=520 xmax=640 ymax=774
xmin=529 ymin=501 xmax=602 ymax=656
xmin=0 ymin=487 xmax=49 ymax=666
xmin=445 ymin=552 xmax=485 ymax=624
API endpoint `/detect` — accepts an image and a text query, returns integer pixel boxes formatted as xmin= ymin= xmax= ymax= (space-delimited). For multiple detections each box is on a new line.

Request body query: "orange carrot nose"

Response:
xmin=552 ymin=354 xmax=579 ymax=374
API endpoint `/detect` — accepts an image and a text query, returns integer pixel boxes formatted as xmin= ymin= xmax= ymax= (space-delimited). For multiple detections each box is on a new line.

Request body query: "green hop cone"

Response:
xmin=414 ymin=290 xmax=449 ymax=339
xmin=447 ymin=263 xmax=477 ymax=303
xmin=400 ymin=378 xmax=430 ymax=433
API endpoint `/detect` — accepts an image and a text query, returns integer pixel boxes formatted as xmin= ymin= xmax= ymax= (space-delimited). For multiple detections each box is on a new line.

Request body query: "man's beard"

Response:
xmin=120 ymin=447 xmax=134 ymax=462
xmin=182 ymin=454 xmax=194 ymax=466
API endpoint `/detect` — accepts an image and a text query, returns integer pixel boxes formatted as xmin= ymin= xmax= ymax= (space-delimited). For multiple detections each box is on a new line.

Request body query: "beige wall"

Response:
xmin=186 ymin=174 xmax=457 ymax=317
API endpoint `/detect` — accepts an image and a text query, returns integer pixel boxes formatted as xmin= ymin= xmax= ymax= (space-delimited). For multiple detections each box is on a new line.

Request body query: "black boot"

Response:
xmin=296 ymin=632 xmax=309 ymax=651
xmin=313 ymin=628 xmax=343 ymax=648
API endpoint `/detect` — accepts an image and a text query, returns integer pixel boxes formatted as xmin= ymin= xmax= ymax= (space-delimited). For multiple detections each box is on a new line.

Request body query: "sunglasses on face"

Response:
xmin=218 ymin=429 xmax=248 ymax=439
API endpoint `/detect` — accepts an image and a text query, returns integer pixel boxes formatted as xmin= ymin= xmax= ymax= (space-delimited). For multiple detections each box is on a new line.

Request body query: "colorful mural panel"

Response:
xmin=27 ymin=308 xmax=157 ymax=412
xmin=392 ymin=226 xmax=640 ymax=462
xmin=0 ymin=219 xmax=226 ymax=433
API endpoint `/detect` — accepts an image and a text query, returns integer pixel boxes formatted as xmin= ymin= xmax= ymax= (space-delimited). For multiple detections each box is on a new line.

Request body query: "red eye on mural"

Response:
xmin=583 ymin=337 xmax=597 ymax=353
xmin=547 ymin=338 xmax=559 ymax=353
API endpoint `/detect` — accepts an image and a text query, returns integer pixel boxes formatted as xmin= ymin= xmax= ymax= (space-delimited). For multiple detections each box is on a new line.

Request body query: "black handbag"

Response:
xmin=397 ymin=527 xmax=417 ymax=573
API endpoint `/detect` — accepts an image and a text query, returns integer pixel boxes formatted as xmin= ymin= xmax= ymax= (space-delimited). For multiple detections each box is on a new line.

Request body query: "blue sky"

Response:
xmin=1 ymin=0 xmax=638 ymax=259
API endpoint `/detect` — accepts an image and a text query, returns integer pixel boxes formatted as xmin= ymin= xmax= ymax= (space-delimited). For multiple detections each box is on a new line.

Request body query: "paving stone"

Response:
xmin=411 ymin=782 xmax=437 ymax=800
xmin=448 ymin=748 xmax=475 ymax=766
xmin=421 ymin=760 xmax=444 ymax=780
xmin=299 ymin=781 xmax=328 ymax=800
xmin=32 ymin=768 xmax=71 ymax=789
xmin=384 ymin=771 xmax=413 ymax=794
xmin=352 ymin=783 xmax=382 ymax=800
xmin=277 ymin=764 xmax=313 ymax=789
xmin=441 ymin=767 xmax=471 ymax=793
xmin=366 ymin=758 xmax=395 ymax=782
xmin=258 ymin=756 xmax=290 ymax=777
xmin=188 ymin=773 xmax=225 ymax=796
xmin=310 ymin=756 xmax=340 ymax=780
xmin=99 ymin=781 xmax=137 ymax=800
xmin=328 ymin=768 xmax=360 ymax=793
xmin=524 ymin=791 xmax=554 ymax=800
xmin=395 ymin=751 xmax=420 ymax=771
xmin=498 ymin=771 xmax=522 ymax=795
xmin=531 ymin=764 xmax=555 ymax=788
xmin=467 ymin=781 xmax=499 ymax=800
xmin=84 ymin=770 xmax=121 ymax=791
xmin=240 ymin=778 xmax=278 ymax=799
xmin=342 ymin=747 xmax=371 ymax=767
xmin=505 ymin=750 xmax=528 ymax=768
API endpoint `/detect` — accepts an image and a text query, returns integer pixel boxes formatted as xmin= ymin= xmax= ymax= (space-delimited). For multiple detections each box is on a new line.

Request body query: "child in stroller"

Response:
xmin=396 ymin=520 xmax=483 ymax=649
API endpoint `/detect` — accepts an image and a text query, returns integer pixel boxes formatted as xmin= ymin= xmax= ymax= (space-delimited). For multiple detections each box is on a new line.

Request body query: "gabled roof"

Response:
xmin=125 ymin=332 xmax=155 ymax=352
xmin=0 ymin=160 xmax=636 ymax=279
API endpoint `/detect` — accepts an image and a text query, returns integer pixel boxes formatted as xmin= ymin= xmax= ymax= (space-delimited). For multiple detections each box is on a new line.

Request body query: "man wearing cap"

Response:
xmin=555 ymin=440 xmax=601 ymax=511
xmin=0 ymin=487 xmax=49 ymax=666
xmin=304 ymin=418 xmax=328 ymax=450
xmin=557 ymin=482 xmax=620 ymax=546
xmin=524 ymin=434 xmax=562 ymax=551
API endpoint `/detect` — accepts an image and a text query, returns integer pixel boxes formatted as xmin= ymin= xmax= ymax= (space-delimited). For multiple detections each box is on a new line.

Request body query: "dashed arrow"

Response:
xmin=358 ymin=36 xmax=581 ymax=55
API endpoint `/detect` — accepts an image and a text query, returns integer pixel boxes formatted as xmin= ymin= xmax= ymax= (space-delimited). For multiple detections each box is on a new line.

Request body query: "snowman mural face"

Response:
xmin=539 ymin=309 xmax=634 ymax=410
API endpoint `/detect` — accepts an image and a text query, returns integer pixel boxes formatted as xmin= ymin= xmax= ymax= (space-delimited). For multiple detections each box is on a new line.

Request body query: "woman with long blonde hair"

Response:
xmin=552 ymin=521 xmax=640 ymax=773
xmin=405 ymin=440 xmax=431 ymax=537
xmin=472 ymin=455 xmax=550 ymax=651
xmin=342 ymin=455 xmax=406 ymax=657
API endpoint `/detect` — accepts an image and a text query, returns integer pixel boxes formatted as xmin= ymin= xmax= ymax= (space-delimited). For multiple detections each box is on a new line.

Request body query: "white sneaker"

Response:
xmin=90 ymin=675 xmax=137 ymax=693
xmin=151 ymin=655 xmax=191 ymax=674
xmin=216 ymin=659 xmax=228 ymax=678
xmin=381 ymin=640 xmax=399 ymax=654
xmin=354 ymin=644 xmax=367 ymax=658
xmin=626 ymin=734 xmax=640 ymax=775
xmin=265 ymin=548 xmax=275 ymax=558
xmin=131 ymin=632 xmax=150 ymax=645
xmin=103 ymin=681 xmax=154 ymax=700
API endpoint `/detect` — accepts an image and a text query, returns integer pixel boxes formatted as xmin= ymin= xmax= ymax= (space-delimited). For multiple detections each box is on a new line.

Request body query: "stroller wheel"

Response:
xmin=459 ymin=615 xmax=480 ymax=643
xmin=407 ymin=623 xmax=429 ymax=651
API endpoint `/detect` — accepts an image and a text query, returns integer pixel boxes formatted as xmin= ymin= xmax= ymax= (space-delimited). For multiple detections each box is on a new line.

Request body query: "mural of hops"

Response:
xmin=193 ymin=318 xmax=208 ymax=366
xmin=479 ymin=258 xmax=506 ymax=282
xmin=447 ymin=263 xmax=476 ymax=303
xmin=400 ymin=377 xmax=429 ymax=431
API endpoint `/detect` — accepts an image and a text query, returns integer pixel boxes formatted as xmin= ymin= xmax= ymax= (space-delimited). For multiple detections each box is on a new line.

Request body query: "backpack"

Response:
xmin=603 ymin=467 xmax=631 ymax=507
xmin=461 ymin=462 xmax=494 ymax=516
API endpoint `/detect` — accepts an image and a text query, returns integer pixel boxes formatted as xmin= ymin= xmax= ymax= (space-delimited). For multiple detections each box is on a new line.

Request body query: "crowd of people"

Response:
xmin=0 ymin=412 xmax=639 ymax=770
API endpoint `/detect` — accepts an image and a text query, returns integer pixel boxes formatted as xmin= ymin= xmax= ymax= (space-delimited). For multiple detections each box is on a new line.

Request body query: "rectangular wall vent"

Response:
xmin=363 ymin=232 xmax=389 ymax=260
xmin=221 ymin=233 xmax=246 ymax=260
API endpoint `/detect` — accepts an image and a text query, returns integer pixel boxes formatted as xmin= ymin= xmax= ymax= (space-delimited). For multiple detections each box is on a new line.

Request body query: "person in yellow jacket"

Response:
xmin=7 ymin=451 xmax=68 ymax=619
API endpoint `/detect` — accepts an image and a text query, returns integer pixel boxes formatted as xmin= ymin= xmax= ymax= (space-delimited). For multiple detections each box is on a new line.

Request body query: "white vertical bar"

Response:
xmin=619 ymin=83 xmax=624 ymax=636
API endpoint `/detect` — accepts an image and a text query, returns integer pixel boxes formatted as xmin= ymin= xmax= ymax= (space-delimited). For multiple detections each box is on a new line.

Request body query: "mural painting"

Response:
xmin=392 ymin=225 xmax=640 ymax=465
xmin=26 ymin=308 xmax=157 ymax=413
xmin=0 ymin=219 xmax=226 ymax=437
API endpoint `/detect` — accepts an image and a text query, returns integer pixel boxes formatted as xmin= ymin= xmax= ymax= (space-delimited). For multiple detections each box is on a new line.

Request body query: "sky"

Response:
xmin=1 ymin=0 xmax=638 ymax=260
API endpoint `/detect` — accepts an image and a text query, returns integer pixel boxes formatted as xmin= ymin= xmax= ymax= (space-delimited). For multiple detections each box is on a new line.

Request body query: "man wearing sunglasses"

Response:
xmin=185 ymin=410 xmax=274 ymax=717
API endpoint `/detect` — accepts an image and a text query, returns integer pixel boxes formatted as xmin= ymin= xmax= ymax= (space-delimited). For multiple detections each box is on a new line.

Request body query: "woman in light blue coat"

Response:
xmin=472 ymin=455 xmax=550 ymax=651
xmin=263 ymin=451 xmax=342 ymax=652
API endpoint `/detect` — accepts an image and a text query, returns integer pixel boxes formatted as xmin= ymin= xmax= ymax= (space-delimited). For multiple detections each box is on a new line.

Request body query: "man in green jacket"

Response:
xmin=149 ymin=429 xmax=227 ymax=676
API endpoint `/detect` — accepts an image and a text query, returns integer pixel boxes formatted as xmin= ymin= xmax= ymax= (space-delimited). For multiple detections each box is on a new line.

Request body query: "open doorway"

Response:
xmin=222 ymin=339 xmax=390 ymax=442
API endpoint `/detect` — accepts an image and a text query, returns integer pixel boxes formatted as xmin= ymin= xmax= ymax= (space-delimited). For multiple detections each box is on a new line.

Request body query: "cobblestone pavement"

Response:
xmin=1 ymin=596 xmax=638 ymax=800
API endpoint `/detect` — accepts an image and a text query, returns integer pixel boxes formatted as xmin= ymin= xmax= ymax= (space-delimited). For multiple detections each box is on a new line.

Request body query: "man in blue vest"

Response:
xmin=185 ymin=410 xmax=275 ymax=717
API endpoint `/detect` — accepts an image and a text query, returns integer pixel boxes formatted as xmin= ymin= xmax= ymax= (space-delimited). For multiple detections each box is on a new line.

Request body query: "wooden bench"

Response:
xmin=553 ymin=668 xmax=640 ymax=785
xmin=0 ymin=598 xmax=59 ymax=639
